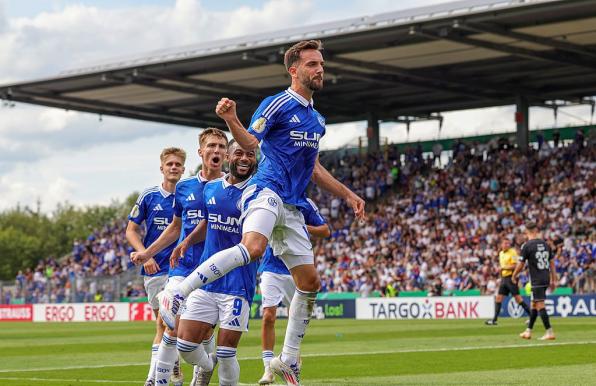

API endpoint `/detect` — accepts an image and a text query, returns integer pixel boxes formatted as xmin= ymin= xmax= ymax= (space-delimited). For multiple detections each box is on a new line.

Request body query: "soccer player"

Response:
xmin=131 ymin=128 xmax=227 ymax=386
xmin=126 ymin=147 xmax=186 ymax=386
xmin=485 ymin=237 xmax=531 ymax=325
xmin=513 ymin=222 xmax=557 ymax=340
xmin=156 ymin=39 xmax=366 ymax=385
xmin=258 ymin=197 xmax=330 ymax=385
xmin=172 ymin=139 xmax=258 ymax=386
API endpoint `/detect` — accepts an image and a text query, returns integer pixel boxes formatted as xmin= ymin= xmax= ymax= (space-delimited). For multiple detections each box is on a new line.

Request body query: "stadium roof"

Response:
xmin=2 ymin=0 xmax=596 ymax=128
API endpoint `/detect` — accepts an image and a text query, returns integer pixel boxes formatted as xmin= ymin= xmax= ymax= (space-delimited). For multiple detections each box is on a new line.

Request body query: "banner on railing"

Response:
xmin=356 ymin=296 xmax=494 ymax=320
xmin=502 ymin=295 xmax=596 ymax=318
xmin=33 ymin=303 xmax=130 ymax=322
xmin=0 ymin=305 xmax=33 ymax=321
xmin=250 ymin=299 xmax=356 ymax=319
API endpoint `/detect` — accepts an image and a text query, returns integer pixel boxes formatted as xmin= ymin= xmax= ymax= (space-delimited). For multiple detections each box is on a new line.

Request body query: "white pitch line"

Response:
xmin=4 ymin=340 xmax=595 ymax=374
xmin=0 ymin=377 xmax=134 ymax=384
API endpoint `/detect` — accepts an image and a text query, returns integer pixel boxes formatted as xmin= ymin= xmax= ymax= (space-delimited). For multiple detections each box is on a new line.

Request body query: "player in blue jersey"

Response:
xmin=131 ymin=128 xmax=227 ymax=386
xmin=158 ymin=40 xmax=366 ymax=385
xmin=258 ymin=198 xmax=330 ymax=385
xmin=126 ymin=147 xmax=186 ymax=386
xmin=168 ymin=139 xmax=258 ymax=386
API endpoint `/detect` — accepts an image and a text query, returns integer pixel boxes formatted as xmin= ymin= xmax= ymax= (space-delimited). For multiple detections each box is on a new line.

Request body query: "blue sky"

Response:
xmin=0 ymin=0 xmax=591 ymax=212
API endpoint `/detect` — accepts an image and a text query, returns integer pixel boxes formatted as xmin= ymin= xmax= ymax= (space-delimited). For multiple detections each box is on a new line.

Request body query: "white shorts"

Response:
xmin=241 ymin=185 xmax=313 ymax=268
xmin=165 ymin=276 xmax=188 ymax=314
xmin=144 ymin=275 xmax=168 ymax=310
xmin=260 ymin=271 xmax=295 ymax=308
xmin=181 ymin=289 xmax=250 ymax=332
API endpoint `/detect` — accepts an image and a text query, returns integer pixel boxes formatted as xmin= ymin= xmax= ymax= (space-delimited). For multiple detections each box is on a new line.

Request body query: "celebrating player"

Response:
xmin=157 ymin=39 xmax=366 ymax=385
xmin=171 ymin=140 xmax=258 ymax=386
xmin=258 ymin=197 xmax=330 ymax=385
xmin=513 ymin=222 xmax=557 ymax=340
xmin=485 ymin=237 xmax=531 ymax=325
xmin=126 ymin=147 xmax=186 ymax=386
xmin=131 ymin=128 xmax=227 ymax=386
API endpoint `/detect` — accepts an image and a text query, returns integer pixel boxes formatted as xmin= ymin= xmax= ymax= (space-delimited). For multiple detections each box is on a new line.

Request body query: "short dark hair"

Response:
xmin=284 ymin=40 xmax=323 ymax=71
xmin=525 ymin=221 xmax=538 ymax=231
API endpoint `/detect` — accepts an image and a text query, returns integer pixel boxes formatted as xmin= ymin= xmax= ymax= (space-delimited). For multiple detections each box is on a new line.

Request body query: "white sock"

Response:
xmin=178 ymin=244 xmax=250 ymax=297
xmin=147 ymin=344 xmax=159 ymax=380
xmin=217 ymin=346 xmax=239 ymax=386
xmin=281 ymin=289 xmax=316 ymax=365
xmin=202 ymin=333 xmax=216 ymax=355
xmin=262 ymin=350 xmax=274 ymax=370
xmin=177 ymin=338 xmax=213 ymax=370
xmin=155 ymin=333 xmax=178 ymax=385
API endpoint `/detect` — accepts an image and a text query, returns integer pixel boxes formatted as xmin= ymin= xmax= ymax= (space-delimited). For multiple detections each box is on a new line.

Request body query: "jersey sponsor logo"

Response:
xmin=153 ymin=204 xmax=163 ymax=211
xmin=208 ymin=213 xmax=240 ymax=233
xmin=207 ymin=196 xmax=217 ymax=205
xmin=290 ymin=130 xmax=321 ymax=149
xmin=251 ymin=117 xmax=267 ymax=133
xmin=130 ymin=205 xmax=140 ymax=218
xmin=187 ymin=209 xmax=204 ymax=219
xmin=186 ymin=193 xmax=196 ymax=201
xmin=153 ymin=217 xmax=170 ymax=230
xmin=289 ymin=114 xmax=301 ymax=123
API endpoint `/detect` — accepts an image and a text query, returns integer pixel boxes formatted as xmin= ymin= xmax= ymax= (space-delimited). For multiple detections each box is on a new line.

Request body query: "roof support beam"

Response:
xmin=6 ymin=88 xmax=221 ymax=127
xmin=140 ymin=71 xmax=266 ymax=98
xmin=460 ymin=22 xmax=596 ymax=60
xmin=328 ymin=55 xmax=546 ymax=101
xmin=417 ymin=27 xmax=596 ymax=71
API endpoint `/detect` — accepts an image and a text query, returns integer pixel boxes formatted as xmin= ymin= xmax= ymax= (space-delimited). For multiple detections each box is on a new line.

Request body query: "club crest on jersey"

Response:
xmin=130 ymin=205 xmax=140 ymax=218
xmin=268 ymin=197 xmax=278 ymax=207
xmin=251 ymin=117 xmax=267 ymax=133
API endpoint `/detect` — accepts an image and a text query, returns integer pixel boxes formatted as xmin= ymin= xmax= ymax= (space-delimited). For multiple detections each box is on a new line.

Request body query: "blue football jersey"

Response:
xmin=247 ymin=88 xmax=326 ymax=208
xmin=128 ymin=185 xmax=176 ymax=277
xmin=201 ymin=176 xmax=258 ymax=303
xmin=169 ymin=174 xmax=209 ymax=277
xmin=259 ymin=198 xmax=328 ymax=275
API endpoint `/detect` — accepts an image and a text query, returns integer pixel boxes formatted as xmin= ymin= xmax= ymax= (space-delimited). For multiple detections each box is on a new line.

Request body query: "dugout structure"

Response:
xmin=1 ymin=0 xmax=596 ymax=151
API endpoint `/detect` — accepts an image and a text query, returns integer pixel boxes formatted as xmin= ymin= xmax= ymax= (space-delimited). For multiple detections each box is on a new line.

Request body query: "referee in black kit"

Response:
xmin=513 ymin=222 xmax=557 ymax=340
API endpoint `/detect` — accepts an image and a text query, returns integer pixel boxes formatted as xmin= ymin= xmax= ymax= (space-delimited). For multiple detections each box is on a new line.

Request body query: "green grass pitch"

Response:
xmin=1 ymin=318 xmax=595 ymax=385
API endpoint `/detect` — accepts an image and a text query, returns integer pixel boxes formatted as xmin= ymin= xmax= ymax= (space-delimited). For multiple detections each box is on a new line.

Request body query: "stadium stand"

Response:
xmin=1 ymin=130 xmax=594 ymax=304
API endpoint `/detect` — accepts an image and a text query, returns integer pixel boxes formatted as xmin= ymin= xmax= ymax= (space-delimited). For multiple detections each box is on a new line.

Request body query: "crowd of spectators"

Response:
xmin=312 ymin=132 xmax=595 ymax=297
xmin=3 ymin=220 xmax=140 ymax=304
xmin=2 ymin=130 xmax=594 ymax=304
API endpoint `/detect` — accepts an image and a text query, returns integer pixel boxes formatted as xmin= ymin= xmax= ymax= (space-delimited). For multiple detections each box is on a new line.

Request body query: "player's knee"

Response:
xmin=243 ymin=241 xmax=267 ymax=260
xmin=262 ymin=308 xmax=277 ymax=326
xmin=298 ymin=275 xmax=320 ymax=293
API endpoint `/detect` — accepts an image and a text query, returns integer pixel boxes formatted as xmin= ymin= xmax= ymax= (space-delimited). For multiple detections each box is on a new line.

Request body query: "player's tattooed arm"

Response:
xmin=215 ymin=98 xmax=259 ymax=151
xmin=131 ymin=216 xmax=182 ymax=265
xmin=312 ymin=157 xmax=366 ymax=221
xmin=170 ymin=220 xmax=207 ymax=268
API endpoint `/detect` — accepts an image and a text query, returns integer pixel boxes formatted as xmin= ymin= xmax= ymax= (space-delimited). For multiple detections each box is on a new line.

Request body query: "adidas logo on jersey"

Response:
xmin=228 ymin=318 xmax=241 ymax=327
xmin=289 ymin=114 xmax=301 ymax=123
xmin=207 ymin=196 xmax=217 ymax=205
xmin=153 ymin=204 xmax=163 ymax=211
xmin=186 ymin=193 xmax=195 ymax=201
